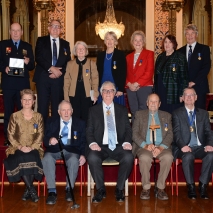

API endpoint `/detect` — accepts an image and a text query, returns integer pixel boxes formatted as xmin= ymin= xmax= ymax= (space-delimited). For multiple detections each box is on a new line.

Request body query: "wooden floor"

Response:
xmin=1 ymin=184 xmax=213 ymax=213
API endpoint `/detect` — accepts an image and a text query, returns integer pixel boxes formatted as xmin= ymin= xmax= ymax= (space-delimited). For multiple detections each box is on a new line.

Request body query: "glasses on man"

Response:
xmin=50 ymin=25 xmax=61 ymax=29
xmin=102 ymin=89 xmax=115 ymax=94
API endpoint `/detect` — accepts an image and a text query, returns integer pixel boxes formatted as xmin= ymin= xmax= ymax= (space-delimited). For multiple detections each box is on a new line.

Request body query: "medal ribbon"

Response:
xmin=188 ymin=110 xmax=196 ymax=127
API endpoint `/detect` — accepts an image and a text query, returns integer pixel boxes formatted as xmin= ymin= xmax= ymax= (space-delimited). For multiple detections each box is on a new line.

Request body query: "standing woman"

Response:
xmin=4 ymin=89 xmax=44 ymax=202
xmin=96 ymin=31 xmax=126 ymax=105
xmin=153 ymin=35 xmax=188 ymax=113
xmin=126 ymin=31 xmax=154 ymax=123
xmin=64 ymin=41 xmax=99 ymax=121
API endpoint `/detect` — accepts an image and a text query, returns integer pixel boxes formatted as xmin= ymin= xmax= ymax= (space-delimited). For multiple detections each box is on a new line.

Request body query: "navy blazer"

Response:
xmin=0 ymin=39 xmax=34 ymax=90
xmin=44 ymin=116 xmax=86 ymax=156
xmin=33 ymin=35 xmax=71 ymax=83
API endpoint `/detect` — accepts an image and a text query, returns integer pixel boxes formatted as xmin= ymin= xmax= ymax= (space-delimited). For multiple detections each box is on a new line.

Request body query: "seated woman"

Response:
xmin=4 ymin=89 xmax=44 ymax=202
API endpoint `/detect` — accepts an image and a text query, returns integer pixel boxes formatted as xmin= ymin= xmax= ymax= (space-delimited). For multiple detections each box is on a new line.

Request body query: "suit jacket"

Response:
xmin=132 ymin=109 xmax=173 ymax=157
xmin=178 ymin=42 xmax=211 ymax=93
xmin=43 ymin=115 xmax=86 ymax=156
xmin=154 ymin=51 xmax=188 ymax=104
xmin=126 ymin=48 xmax=154 ymax=87
xmin=64 ymin=58 xmax=99 ymax=99
xmin=33 ymin=35 xmax=71 ymax=83
xmin=96 ymin=48 xmax=126 ymax=92
xmin=86 ymin=102 xmax=132 ymax=156
xmin=0 ymin=39 xmax=35 ymax=90
xmin=172 ymin=106 xmax=213 ymax=158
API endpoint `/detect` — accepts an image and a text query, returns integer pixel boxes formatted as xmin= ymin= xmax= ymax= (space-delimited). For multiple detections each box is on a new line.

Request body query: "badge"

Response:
xmin=74 ymin=131 xmax=77 ymax=139
xmin=139 ymin=59 xmax=143 ymax=66
xmin=33 ymin=123 xmax=38 ymax=133
xmin=22 ymin=49 xmax=27 ymax=56
xmin=164 ymin=123 xmax=168 ymax=131
xmin=106 ymin=110 xmax=111 ymax=116
xmin=172 ymin=64 xmax=176 ymax=72
xmin=113 ymin=61 xmax=117 ymax=69
xmin=190 ymin=126 xmax=194 ymax=132
xmin=64 ymin=48 xmax=67 ymax=55
xmin=198 ymin=53 xmax=201 ymax=60
xmin=6 ymin=47 xmax=11 ymax=54
xmin=86 ymin=69 xmax=89 ymax=76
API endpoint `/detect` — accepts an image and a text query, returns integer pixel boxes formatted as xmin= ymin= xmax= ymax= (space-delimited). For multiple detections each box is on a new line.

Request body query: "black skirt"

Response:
xmin=4 ymin=149 xmax=43 ymax=182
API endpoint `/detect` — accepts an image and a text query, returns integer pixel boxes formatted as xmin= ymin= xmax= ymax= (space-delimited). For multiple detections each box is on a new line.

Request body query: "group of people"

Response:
xmin=0 ymin=19 xmax=212 ymax=205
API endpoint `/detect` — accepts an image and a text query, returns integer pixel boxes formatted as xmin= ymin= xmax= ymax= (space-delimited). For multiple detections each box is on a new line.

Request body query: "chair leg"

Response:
xmin=87 ymin=165 xmax=91 ymax=196
xmin=80 ymin=165 xmax=82 ymax=196
xmin=176 ymin=160 xmax=178 ymax=196
xmin=1 ymin=163 xmax=5 ymax=197
xmin=134 ymin=159 xmax=137 ymax=196
xmin=43 ymin=177 xmax=46 ymax=196
xmin=171 ymin=163 xmax=173 ymax=195
xmin=125 ymin=179 xmax=128 ymax=196
xmin=37 ymin=181 xmax=40 ymax=197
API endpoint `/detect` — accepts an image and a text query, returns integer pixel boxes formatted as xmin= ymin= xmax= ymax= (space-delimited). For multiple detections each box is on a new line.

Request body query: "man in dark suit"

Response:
xmin=86 ymin=81 xmax=134 ymax=203
xmin=132 ymin=94 xmax=173 ymax=200
xmin=0 ymin=23 xmax=34 ymax=146
xmin=33 ymin=20 xmax=71 ymax=124
xmin=178 ymin=24 xmax=211 ymax=109
xmin=172 ymin=87 xmax=213 ymax=199
xmin=42 ymin=100 xmax=86 ymax=205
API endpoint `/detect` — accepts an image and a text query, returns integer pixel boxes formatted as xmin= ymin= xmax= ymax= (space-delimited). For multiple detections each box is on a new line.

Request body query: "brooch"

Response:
xmin=164 ymin=123 xmax=168 ymax=131
xmin=64 ymin=48 xmax=67 ymax=55
xmin=86 ymin=69 xmax=89 ymax=76
xmin=139 ymin=59 xmax=143 ymax=66
xmin=74 ymin=131 xmax=77 ymax=139
xmin=6 ymin=47 xmax=11 ymax=54
xmin=33 ymin=123 xmax=38 ymax=133
xmin=198 ymin=53 xmax=201 ymax=60
xmin=172 ymin=64 xmax=176 ymax=72
xmin=113 ymin=61 xmax=117 ymax=69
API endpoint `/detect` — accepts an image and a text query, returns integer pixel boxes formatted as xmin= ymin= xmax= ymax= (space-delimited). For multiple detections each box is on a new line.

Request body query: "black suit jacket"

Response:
xmin=0 ymin=39 xmax=34 ymax=90
xmin=172 ymin=106 xmax=213 ymax=158
xmin=178 ymin=42 xmax=211 ymax=93
xmin=86 ymin=102 xmax=132 ymax=156
xmin=33 ymin=35 xmax=71 ymax=83
xmin=96 ymin=48 xmax=126 ymax=92
xmin=44 ymin=116 xmax=86 ymax=156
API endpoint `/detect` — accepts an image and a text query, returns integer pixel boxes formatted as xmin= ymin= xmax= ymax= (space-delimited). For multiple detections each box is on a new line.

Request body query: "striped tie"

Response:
xmin=188 ymin=45 xmax=192 ymax=68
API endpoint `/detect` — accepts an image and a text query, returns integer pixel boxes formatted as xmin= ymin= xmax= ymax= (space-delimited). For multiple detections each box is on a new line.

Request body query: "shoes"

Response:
xmin=92 ymin=188 xmax=106 ymax=203
xmin=28 ymin=185 xmax=39 ymax=202
xmin=115 ymin=188 xmax=124 ymax=202
xmin=65 ymin=188 xmax=73 ymax=202
xmin=156 ymin=188 xmax=168 ymax=200
xmin=140 ymin=189 xmax=150 ymax=200
xmin=187 ymin=183 xmax=197 ymax=199
xmin=198 ymin=181 xmax=209 ymax=199
xmin=4 ymin=139 xmax=10 ymax=146
xmin=22 ymin=187 xmax=31 ymax=201
xmin=46 ymin=192 xmax=57 ymax=205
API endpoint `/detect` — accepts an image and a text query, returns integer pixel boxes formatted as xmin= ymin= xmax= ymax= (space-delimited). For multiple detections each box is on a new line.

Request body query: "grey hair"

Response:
xmin=104 ymin=31 xmax=118 ymax=46
xmin=182 ymin=87 xmax=197 ymax=96
xmin=130 ymin=30 xmax=146 ymax=47
xmin=72 ymin=41 xmax=89 ymax=56
xmin=146 ymin=93 xmax=161 ymax=103
xmin=100 ymin=81 xmax=116 ymax=95
xmin=184 ymin=24 xmax=198 ymax=36
xmin=58 ymin=100 xmax=73 ymax=110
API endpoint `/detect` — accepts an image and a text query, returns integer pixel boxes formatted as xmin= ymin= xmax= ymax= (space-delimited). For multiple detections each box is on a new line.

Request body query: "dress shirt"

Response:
xmin=50 ymin=36 xmax=59 ymax=65
xmin=186 ymin=42 xmax=196 ymax=61
xmin=13 ymin=40 xmax=20 ymax=49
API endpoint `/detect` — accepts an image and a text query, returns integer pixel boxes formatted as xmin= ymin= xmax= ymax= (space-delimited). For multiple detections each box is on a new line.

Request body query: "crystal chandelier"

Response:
xmin=95 ymin=0 xmax=125 ymax=40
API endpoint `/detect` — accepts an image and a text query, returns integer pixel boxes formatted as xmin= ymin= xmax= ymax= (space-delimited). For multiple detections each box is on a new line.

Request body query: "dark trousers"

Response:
xmin=87 ymin=145 xmax=134 ymax=190
xmin=176 ymin=146 xmax=213 ymax=184
xmin=3 ymin=89 xmax=22 ymax=139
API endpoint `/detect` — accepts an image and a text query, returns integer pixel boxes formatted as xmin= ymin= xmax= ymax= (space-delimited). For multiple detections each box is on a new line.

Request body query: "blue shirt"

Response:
xmin=13 ymin=40 xmax=20 ymax=49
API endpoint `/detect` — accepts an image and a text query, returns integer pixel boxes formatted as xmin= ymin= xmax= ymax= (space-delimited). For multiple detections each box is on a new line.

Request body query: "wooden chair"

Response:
xmin=175 ymin=158 xmax=213 ymax=196
xmin=43 ymin=159 xmax=85 ymax=196
xmin=133 ymin=158 xmax=174 ymax=195
xmin=87 ymin=157 xmax=129 ymax=196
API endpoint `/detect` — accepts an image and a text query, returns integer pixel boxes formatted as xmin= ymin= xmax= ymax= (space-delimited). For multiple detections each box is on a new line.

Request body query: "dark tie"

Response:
xmin=188 ymin=45 xmax=192 ymax=68
xmin=52 ymin=39 xmax=57 ymax=66
xmin=189 ymin=111 xmax=197 ymax=147
xmin=106 ymin=107 xmax=116 ymax=151
xmin=14 ymin=42 xmax=18 ymax=49
xmin=61 ymin=121 xmax=69 ymax=145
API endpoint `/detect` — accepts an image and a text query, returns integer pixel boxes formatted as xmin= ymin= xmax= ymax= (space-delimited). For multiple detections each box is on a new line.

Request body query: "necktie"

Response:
xmin=189 ymin=111 xmax=197 ymax=147
xmin=188 ymin=45 xmax=192 ymax=67
xmin=14 ymin=42 xmax=18 ymax=49
xmin=106 ymin=107 xmax=116 ymax=151
xmin=52 ymin=39 xmax=57 ymax=66
xmin=61 ymin=121 xmax=69 ymax=145
xmin=150 ymin=114 xmax=156 ymax=143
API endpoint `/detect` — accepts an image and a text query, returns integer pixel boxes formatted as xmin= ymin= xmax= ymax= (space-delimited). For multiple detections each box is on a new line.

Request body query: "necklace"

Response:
xmin=106 ymin=52 xmax=113 ymax=60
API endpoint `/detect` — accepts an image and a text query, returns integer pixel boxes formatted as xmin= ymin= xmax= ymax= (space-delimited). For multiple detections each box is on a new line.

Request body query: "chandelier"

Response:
xmin=95 ymin=0 xmax=125 ymax=40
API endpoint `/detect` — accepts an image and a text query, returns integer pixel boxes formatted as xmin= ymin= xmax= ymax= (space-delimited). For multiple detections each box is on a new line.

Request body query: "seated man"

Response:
xmin=172 ymin=87 xmax=213 ymax=199
xmin=42 ymin=100 xmax=86 ymax=205
xmin=132 ymin=93 xmax=173 ymax=200
xmin=86 ymin=81 xmax=134 ymax=203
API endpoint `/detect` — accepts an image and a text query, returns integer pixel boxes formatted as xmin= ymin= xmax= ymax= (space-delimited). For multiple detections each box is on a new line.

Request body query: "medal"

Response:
xmin=106 ymin=110 xmax=110 ymax=115
xmin=188 ymin=110 xmax=196 ymax=133
xmin=22 ymin=49 xmax=27 ymax=56
xmin=139 ymin=59 xmax=143 ymax=66
xmin=64 ymin=48 xmax=67 ymax=55
xmin=74 ymin=131 xmax=77 ymax=139
xmin=6 ymin=47 xmax=11 ymax=54
xmin=33 ymin=123 xmax=38 ymax=133
xmin=164 ymin=123 xmax=168 ymax=131
xmin=113 ymin=61 xmax=117 ymax=69
xmin=190 ymin=126 xmax=194 ymax=132
xmin=198 ymin=53 xmax=201 ymax=60
xmin=172 ymin=64 xmax=176 ymax=72
xmin=14 ymin=69 xmax=18 ymax=74
xmin=86 ymin=69 xmax=89 ymax=76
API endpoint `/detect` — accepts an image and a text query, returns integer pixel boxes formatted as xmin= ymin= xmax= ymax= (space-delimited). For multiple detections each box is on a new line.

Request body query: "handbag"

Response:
xmin=90 ymin=60 xmax=94 ymax=101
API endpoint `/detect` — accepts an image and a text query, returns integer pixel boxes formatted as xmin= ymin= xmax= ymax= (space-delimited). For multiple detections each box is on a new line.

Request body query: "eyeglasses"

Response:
xmin=102 ymin=89 xmax=115 ymax=94
xmin=50 ymin=25 xmax=61 ymax=29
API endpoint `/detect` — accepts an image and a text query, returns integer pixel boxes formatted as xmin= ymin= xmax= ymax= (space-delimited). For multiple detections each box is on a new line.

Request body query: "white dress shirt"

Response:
xmin=50 ymin=36 xmax=60 ymax=65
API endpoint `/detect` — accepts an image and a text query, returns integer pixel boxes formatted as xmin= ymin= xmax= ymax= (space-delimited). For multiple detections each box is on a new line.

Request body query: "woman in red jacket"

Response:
xmin=126 ymin=31 xmax=154 ymax=123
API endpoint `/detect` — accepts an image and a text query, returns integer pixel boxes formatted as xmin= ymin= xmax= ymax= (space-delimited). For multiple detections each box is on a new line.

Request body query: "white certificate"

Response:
xmin=9 ymin=58 xmax=24 ymax=68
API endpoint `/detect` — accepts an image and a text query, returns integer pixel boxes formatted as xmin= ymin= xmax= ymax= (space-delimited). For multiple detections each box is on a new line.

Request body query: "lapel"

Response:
xmin=180 ymin=107 xmax=190 ymax=128
xmin=114 ymin=103 xmax=120 ymax=133
xmin=133 ymin=49 xmax=147 ymax=71
xmin=158 ymin=111 xmax=169 ymax=138
xmin=58 ymin=38 xmax=65 ymax=60
xmin=99 ymin=103 xmax=105 ymax=130
xmin=46 ymin=36 xmax=52 ymax=62
xmin=190 ymin=42 xmax=200 ymax=63
xmin=128 ymin=52 xmax=135 ymax=73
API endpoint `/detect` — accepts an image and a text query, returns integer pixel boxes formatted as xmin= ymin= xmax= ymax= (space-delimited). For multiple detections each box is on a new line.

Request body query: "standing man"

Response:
xmin=172 ymin=87 xmax=213 ymax=199
xmin=132 ymin=94 xmax=173 ymax=200
xmin=86 ymin=81 xmax=134 ymax=203
xmin=33 ymin=20 xmax=71 ymax=124
xmin=42 ymin=100 xmax=86 ymax=205
xmin=0 ymin=23 xmax=34 ymax=146
xmin=178 ymin=24 xmax=211 ymax=109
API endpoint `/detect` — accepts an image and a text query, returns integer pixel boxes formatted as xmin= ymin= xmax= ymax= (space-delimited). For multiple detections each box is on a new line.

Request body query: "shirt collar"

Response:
xmin=185 ymin=106 xmax=195 ymax=114
xmin=50 ymin=35 xmax=59 ymax=42
xmin=60 ymin=117 xmax=72 ymax=124
xmin=103 ymin=101 xmax=114 ymax=109
xmin=12 ymin=40 xmax=20 ymax=45
xmin=188 ymin=42 xmax=196 ymax=49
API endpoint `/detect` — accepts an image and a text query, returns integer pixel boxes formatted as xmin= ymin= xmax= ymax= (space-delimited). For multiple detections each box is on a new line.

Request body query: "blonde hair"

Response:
xmin=130 ymin=30 xmax=146 ymax=47
xmin=104 ymin=31 xmax=118 ymax=46
xmin=72 ymin=41 xmax=89 ymax=56
xmin=20 ymin=89 xmax=35 ymax=100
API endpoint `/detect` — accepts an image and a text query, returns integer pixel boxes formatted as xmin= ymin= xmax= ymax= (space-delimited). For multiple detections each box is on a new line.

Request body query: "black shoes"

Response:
xmin=187 ymin=183 xmax=197 ymax=199
xmin=65 ymin=188 xmax=73 ymax=201
xmin=198 ymin=181 xmax=209 ymax=199
xmin=92 ymin=188 xmax=106 ymax=203
xmin=46 ymin=192 xmax=57 ymax=205
xmin=115 ymin=188 xmax=125 ymax=202
xmin=22 ymin=187 xmax=31 ymax=201
xmin=28 ymin=185 xmax=39 ymax=202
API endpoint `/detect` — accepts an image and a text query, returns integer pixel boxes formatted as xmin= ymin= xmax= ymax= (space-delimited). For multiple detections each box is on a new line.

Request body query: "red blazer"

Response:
xmin=126 ymin=48 xmax=154 ymax=87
